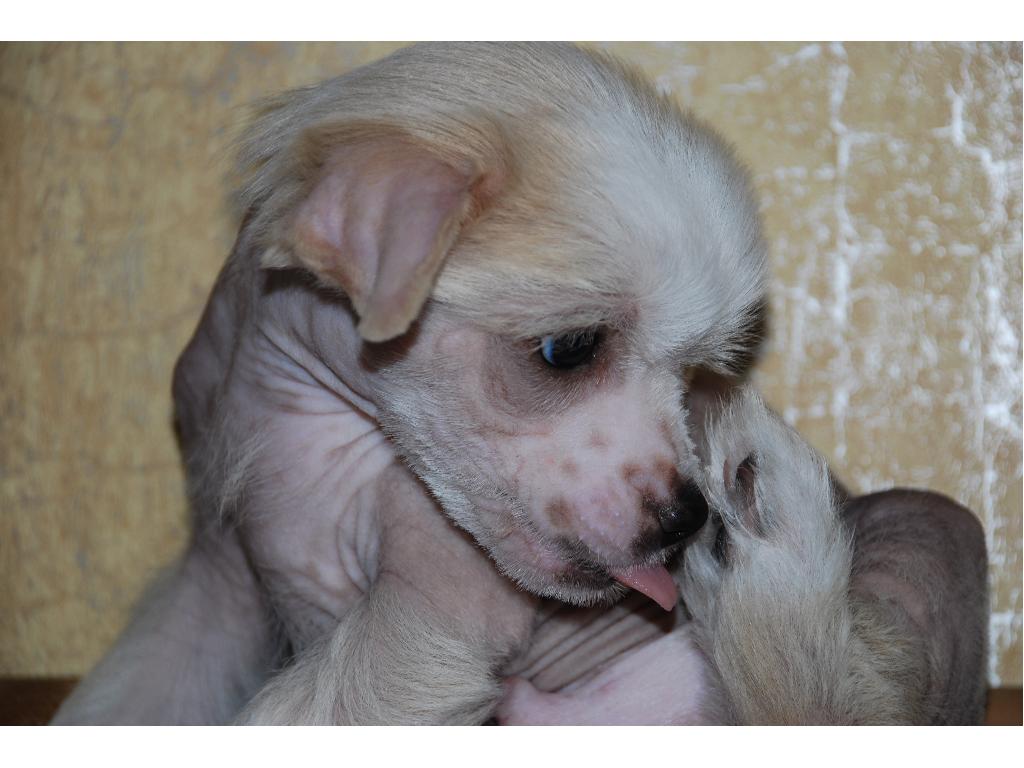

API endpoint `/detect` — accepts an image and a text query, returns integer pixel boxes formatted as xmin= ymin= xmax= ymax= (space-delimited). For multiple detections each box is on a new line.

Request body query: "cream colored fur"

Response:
xmin=682 ymin=388 xmax=928 ymax=724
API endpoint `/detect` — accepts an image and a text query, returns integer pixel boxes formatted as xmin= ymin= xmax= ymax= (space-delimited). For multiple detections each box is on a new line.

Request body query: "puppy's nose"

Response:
xmin=659 ymin=480 xmax=709 ymax=542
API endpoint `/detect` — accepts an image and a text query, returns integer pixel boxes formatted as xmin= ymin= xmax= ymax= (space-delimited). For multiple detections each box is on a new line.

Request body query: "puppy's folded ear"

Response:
xmin=265 ymin=131 xmax=483 ymax=342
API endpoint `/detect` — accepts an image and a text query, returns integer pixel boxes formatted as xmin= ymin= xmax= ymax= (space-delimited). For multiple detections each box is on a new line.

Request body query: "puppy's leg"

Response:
xmin=682 ymin=389 xmax=988 ymax=724
xmin=682 ymin=484 xmax=874 ymax=722
xmin=843 ymin=489 xmax=988 ymax=724
xmin=236 ymin=582 xmax=508 ymax=725
xmin=235 ymin=460 xmax=537 ymax=726
xmin=52 ymin=527 xmax=280 ymax=724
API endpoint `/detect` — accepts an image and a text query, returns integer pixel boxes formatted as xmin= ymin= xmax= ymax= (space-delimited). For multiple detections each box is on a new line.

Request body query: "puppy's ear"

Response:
xmin=267 ymin=131 xmax=481 ymax=342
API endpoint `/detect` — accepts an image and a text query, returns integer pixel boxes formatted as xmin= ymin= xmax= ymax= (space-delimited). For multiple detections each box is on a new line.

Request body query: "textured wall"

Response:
xmin=1 ymin=42 xmax=1020 ymax=685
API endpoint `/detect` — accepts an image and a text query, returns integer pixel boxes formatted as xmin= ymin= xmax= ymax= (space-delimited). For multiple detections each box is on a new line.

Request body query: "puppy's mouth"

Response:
xmin=606 ymin=564 xmax=679 ymax=611
xmin=485 ymin=496 xmax=692 ymax=611
xmin=554 ymin=542 xmax=684 ymax=612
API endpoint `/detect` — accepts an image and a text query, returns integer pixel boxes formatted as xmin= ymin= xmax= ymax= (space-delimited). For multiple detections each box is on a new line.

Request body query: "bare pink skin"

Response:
xmin=497 ymin=626 xmax=719 ymax=725
xmin=484 ymin=375 xmax=691 ymax=564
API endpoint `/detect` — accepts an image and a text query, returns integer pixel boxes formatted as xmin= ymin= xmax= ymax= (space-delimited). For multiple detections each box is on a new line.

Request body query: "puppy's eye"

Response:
xmin=539 ymin=329 xmax=600 ymax=368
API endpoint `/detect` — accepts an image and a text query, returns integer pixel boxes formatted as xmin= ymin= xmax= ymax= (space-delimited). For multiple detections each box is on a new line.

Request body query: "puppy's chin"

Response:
xmin=485 ymin=526 xmax=684 ymax=608
xmin=498 ymin=557 xmax=628 ymax=608
xmin=475 ymin=529 xmax=601 ymax=605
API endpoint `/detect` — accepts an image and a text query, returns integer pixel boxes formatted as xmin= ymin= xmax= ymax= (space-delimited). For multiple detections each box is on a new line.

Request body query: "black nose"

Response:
xmin=659 ymin=480 xmax=709 ymax=542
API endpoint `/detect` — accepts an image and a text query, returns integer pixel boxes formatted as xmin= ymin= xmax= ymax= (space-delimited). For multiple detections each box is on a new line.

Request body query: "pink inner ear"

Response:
xmin=372 ymin=159 xmax=471 ymax=310
xmin=293 ymin=138 xmax=475 ymax=341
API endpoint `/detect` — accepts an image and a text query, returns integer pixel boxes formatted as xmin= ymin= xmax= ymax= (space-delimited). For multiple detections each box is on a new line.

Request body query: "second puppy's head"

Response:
xmin=242 ymin=43 xmax=767 ymax=607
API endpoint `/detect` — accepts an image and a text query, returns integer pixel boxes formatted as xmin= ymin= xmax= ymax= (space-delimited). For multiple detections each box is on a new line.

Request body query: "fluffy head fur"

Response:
xmin=236 ymin=42 xmax=768 ymax=605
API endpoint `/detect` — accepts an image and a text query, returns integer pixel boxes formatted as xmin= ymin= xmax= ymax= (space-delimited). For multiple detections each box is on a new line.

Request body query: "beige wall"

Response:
xmin=1 ymin=42 xmax=1020 ymax=685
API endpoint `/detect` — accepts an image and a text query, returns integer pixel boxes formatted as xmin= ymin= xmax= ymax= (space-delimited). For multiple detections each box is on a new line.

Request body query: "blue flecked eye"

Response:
xmin=539 ymin=329 xmax=600 ymax=368
xmin=540 ymin=336 xmax=557 ymax=362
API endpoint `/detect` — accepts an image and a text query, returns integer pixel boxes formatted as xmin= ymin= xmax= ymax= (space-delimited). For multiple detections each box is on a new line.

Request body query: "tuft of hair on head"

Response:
xmin=229 ymin=43 xmax=769 ymax=349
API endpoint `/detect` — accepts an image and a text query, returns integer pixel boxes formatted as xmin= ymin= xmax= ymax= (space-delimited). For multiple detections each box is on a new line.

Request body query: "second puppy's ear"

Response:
xmin=270 ymin=133 xmax=480 ymax=342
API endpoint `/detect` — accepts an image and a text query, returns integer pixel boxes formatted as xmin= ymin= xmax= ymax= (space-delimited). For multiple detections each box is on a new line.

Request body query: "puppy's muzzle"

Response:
xmin=656 ymin=480 xmax=709 ymax=545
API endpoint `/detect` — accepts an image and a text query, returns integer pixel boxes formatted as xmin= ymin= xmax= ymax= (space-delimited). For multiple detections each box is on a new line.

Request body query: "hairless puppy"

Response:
xmin=53 ymin=43 xmax=987 ymax=725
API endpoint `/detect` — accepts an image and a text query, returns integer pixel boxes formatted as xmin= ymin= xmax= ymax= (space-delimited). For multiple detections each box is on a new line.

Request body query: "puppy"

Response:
xmin=53 ymin=41 xmax=766 ymax=725
xmin=53 ymin=43 xmax=985 ymax=725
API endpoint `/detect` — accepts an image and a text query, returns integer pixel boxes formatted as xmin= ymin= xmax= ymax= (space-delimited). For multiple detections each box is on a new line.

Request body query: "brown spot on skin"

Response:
xmin=623 ymin=458 xmax=686 ymax=526
xmin=654 ymin=459 xmax=678 ymax=490
xmin=621 ymin=463 xmax=643 ymax=487
xmin=545 ymin=497 xmax=572 ymax=530
xmin=589 ymin=430 xmax=609 ymax=450
xmin=561 ymin=459 xmax=578 ymax=477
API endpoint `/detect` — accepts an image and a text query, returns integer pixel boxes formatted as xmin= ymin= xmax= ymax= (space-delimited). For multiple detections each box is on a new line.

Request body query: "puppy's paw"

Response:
xmin=702 ymin=390 xmax=840 ymax=550
xmin=681 ymin=388 xmax=849 ymax=624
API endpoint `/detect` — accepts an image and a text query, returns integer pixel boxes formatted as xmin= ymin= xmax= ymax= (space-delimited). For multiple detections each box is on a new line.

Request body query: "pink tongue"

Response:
xmin=609 ymin=565 xmax=678 ymax=611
